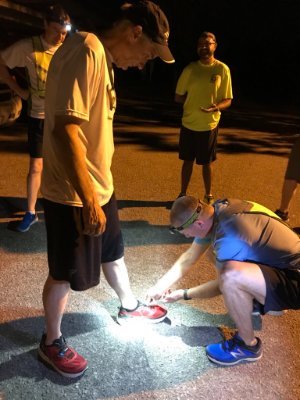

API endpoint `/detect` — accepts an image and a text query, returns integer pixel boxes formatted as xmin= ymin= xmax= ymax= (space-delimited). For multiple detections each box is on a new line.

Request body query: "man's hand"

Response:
xmin=146 ymin=287 xmax=184 ymax=304
xmin=17 ymin=87 xmax=29 ymax=100
xmin=145 ymin=285 xmax=168 ymax=303
xmin=82 ymin=200 xmax=106 ymax=236
xmin=8 ymin=75 xmax=29 ymax=100
xmin=200 ymin=104 xmax=218 ymax=113
xmin=161 ymin=289 xmax=184 ymax=303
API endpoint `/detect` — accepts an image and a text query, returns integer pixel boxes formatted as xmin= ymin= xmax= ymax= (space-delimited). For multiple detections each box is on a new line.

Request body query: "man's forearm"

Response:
xmin=0 ymin=63 xmax=22 ymax=94
xmin=174 ymin=93 xmax=187 ymax=104
xmin=214 ymin=98 xmax=232 ymax=111
xmin=187 ymin=279 xmax=221 ymax=299
xmin=154 ymin=250 xmax=197 ymax=292
xmin=53 ymin=121 xmax=96 ymax=206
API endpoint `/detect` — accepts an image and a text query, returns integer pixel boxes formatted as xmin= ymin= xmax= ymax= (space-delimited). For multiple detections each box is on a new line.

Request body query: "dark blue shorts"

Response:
xmin=27 ymin=116 xmax=44 ymax=158
xmin=43 ymin=193 xmax=124 ymax=291
xmin=259 ymin=265 xmax=300 ymax=312
xmin=179 ymin=125 xmax=218 ymax=165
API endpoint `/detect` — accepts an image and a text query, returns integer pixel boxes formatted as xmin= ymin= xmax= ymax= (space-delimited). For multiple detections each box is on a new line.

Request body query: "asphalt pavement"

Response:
xmin=0 ymin=98 xmax=299 ymax=400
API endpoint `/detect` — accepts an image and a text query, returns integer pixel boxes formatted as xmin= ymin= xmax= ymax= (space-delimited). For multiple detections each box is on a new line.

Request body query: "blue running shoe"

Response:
xmin=16 ymin=212 xmax=38 ymax=232
xmin=206 ymin=333 xmax=262 ymax=366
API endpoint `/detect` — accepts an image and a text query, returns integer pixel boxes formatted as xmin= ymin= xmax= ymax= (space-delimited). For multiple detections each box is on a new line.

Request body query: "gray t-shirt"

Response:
xmin=194 ymin=199 xmax=300 ymax=269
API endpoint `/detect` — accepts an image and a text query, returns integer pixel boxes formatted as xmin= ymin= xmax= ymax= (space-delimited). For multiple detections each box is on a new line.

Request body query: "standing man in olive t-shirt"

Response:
xmin=175 ymin=32 xmax=233 ymax=205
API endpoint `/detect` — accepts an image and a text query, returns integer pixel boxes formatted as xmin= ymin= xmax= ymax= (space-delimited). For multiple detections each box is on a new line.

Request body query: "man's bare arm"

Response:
xmin=52 ymin=115 xmax=106 ymax=236
xmin=174 ymin=93 xmax=187 ymax=104
xmin=146 ymin=241 xmax=211 ymax=301
xmin=0 ymin=56 xmax=29 ymax=100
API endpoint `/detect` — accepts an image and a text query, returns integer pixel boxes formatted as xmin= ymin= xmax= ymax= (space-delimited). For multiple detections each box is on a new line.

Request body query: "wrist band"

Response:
xmin=183 ymin=288 xmax=191 ymax=300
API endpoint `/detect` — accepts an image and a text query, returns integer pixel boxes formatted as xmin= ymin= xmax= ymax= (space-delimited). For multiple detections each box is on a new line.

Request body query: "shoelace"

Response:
xmin=222 ymin=335 xmax=242 ymax=351
xmin=53 ymin=337 xmax=72 ymax=358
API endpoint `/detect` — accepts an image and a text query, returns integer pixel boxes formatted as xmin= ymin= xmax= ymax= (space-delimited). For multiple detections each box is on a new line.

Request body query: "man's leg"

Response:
xmin=202 ymin=162 xmax=213 ymax=198
xmin=102 ymin=257 xmax=167 ymax=324
xmin=205 ymin=260 xmax=265 ymax=365
xmin=39 ymin=200 xmax=89 ymax=377
xmin=16 ymin=158 xmax=42 ymax=232
xmin=102 ymin=257 xmax=137 ymax=310
xmin=42 ymin=275 xmax=70 ymax=344
xmin=39 ymin=274 xmax=88 ymax=378
xmin=219 ymin=260 xmax=266 ymax=345
xmin=27 ymin=157 xmax=43 ymax=212
xmin=180 ymin=160 xmax=194 ymax=195
xmin=278 ymin=178 xmax=297 ymax=213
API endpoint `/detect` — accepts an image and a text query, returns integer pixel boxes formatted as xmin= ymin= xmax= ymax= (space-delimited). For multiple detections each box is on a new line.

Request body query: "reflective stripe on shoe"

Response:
xmin=205 ymin=334 xmax=262 ymax=366
xmin=117 ymin=301 xmax=167 ymax=325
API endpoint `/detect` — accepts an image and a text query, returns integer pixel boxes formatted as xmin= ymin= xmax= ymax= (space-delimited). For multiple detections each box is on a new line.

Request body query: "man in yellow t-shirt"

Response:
xmin=175 ymin=32 xmax=233 ymax=204
xmin=39 ymin=0 xmax=175 ymax=379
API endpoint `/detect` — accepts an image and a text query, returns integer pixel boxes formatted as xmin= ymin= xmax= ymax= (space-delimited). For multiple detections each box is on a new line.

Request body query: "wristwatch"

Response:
xmin=183 ymin=288 xmax=192 ymax=300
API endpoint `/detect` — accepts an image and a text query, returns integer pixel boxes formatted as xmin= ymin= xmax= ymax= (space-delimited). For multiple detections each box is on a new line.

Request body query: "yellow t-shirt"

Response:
xmin=41 ymin=32 xmax=115 ymax=207
xmin=176 ymin=60 xmax=233 ymax=131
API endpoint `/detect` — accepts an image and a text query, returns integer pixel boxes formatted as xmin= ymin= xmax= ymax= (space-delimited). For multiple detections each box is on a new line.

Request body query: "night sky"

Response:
xmin=76 ymin=0 xmax=300 ymax=112
xmin=2 ymin=0 xmax=300 ymax=111
xmin=141 ymin=0 xmax=300 ymax=111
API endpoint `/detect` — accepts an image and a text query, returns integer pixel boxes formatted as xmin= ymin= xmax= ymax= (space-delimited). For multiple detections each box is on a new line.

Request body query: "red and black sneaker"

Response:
xmin=117 ymin=300 xmax=167 ymax=325
xmin=38 ymin=334 xmax=88 ymax=378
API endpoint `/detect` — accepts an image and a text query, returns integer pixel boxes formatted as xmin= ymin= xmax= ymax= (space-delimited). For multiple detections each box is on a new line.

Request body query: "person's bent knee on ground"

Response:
xmin=148 ymin=195 xmax=300 ymax=367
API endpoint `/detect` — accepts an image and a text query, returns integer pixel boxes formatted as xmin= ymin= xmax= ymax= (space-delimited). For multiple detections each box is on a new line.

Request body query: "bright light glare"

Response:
xmin=65 ymin=23 xmax=72 ymax=32
xmin=115 ymin=320 xmax=158 ymax=340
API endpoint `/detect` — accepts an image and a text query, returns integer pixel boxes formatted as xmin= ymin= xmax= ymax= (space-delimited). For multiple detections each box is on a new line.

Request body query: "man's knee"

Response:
xmin=29 ymin=158 xmax=43 ymax=174
xmin=219 ymin=261 xmax=245 ymax=293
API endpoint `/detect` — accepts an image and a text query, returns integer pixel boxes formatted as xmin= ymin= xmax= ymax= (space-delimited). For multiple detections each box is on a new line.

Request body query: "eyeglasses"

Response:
xmin=169 ymin=204 xmax=202 ymax=234
xmin=198 ymin=42 xmax=216 ymax=47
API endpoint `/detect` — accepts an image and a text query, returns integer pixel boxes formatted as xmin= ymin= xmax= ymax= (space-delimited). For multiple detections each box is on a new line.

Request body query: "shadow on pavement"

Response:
xmin=114 ymin=97 xmax=300 ymax=155
xmin=0 ymin=197 xmax=191 ymax=252
xmin=1 ymin=106 xmax=299 ymax=158
xmin=0 ymin=305 xmax=234 ymax=397
xmin=118 ymin=199 xmax=173 ymax=210
xmin=0 ymin=196 xmax=44 ymax=219
xmin=0 ymin=220 xmax=46 ymax=254
xmin=0 ymin=122 xmax=27 ymax=154
xmin=116 ymin=97 xmax=300 ymax=136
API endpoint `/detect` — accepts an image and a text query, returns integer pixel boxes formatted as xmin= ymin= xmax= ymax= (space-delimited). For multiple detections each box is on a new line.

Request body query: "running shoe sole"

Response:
xmin=117 ymin=314 xmax=167 ymax=325
xmin=206 ymin=352 xmax=263 ymax=366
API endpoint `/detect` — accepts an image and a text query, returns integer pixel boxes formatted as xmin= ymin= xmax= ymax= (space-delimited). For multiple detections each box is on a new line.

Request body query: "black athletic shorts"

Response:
xmin=28 ymin=116 xmax=44 ymax=158
xmin=258 ymin=265 xmax=300 ymax=312
xmin=179 ymin=125 xmax=218 ymax=165
xmin=43 ymin=193 xmax=124 ymax=291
